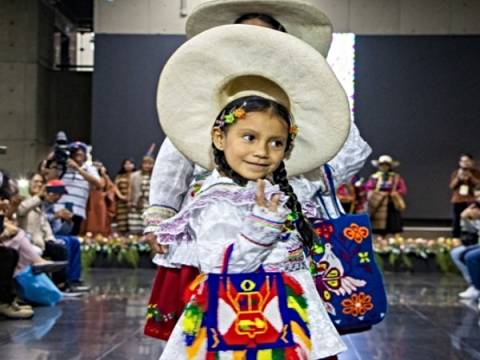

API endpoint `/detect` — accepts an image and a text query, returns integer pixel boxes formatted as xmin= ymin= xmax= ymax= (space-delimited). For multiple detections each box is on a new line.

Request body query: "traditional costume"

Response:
xmin=151 ymin=21 xmax=351 ymax=358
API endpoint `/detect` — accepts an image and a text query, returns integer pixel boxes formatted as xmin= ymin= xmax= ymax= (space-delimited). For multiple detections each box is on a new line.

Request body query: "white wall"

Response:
xmin=95 ymin=0 xmax=480 ymax=35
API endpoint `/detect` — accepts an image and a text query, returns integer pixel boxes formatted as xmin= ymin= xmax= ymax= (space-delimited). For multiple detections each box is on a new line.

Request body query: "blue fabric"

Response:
xmin=55 ymin=236 xmax=81 ymax=282
xmin=465 ymin=246 xmax=480 ymax=290
xmin=205 ymin=271 xmax=296 ymax=352
xmin=309 ymin=165 xmax=387 ymax=332
xmin=44 ymin=202 xmax=74 ymax=235
xmin=15 ymin=266 xmax=63 ymax=306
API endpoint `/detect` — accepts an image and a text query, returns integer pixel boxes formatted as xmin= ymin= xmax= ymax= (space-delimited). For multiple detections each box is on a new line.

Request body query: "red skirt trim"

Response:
xmin=144 ymin=265 xmax=200 ymax=340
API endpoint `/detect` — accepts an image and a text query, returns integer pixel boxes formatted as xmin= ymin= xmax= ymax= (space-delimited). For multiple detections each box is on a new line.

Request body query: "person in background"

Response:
xmin=451 ymin=185 xmax=480 ymax=300
xmin=56 ymin=142 xmax=102 ymax=235
xmin=0 ymin=171 xmax=66 ymax=276
xmin=81 ymin=161 xmax=116 ymax=236
xmin=449 ymin=154 xmax=480 ymax=238
xmin=16 ymin=173 xmax=70 ymax=290
xmin=114 ymin=159 xmax=135 ymax=234
xmin=366 ymin=155 xmax=407 ymax=235
xmin=0 ymin=171 xmax=34 ymax=319
xmin=128 ymin=145 xmax=155 ymax=234
xmin=44 ymin=180 xmax=88 ymax=292
xmin=337 ymin=179 xmax=356 ymax=213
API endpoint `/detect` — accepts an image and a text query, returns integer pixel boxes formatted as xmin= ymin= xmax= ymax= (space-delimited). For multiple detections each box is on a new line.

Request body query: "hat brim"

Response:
xmin=186 ymin=0 xmax=333 ymax=57
xmin=157 ymin=25 xmax=350 ymax=177
xmin=46 ymin=187 xmax=68 ymax=195
xmin=371 ymin=160 xmax=400 ymax=168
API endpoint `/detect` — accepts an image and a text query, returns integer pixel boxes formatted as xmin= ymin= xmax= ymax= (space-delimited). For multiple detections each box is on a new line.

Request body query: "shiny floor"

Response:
xmin=1 ymin=269 xmax=479 ymax=360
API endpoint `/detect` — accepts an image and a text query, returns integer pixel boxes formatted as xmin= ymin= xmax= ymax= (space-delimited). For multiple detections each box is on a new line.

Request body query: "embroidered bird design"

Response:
xmin=316 ymin=243 xmax=366 ymax=296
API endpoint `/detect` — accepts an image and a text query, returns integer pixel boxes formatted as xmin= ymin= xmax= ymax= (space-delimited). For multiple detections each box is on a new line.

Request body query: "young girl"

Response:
xmin=156 ymin=96 xmax=346 ymax=359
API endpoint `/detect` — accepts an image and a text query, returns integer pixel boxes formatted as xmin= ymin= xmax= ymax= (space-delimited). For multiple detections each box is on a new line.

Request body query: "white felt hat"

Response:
xmin=157 ymin=24 xmax=350 ymax=176
xmin=186 ymin=0 xmax=333 ymax=57
xmin=371 ymin=155 xmax=400 ymax=168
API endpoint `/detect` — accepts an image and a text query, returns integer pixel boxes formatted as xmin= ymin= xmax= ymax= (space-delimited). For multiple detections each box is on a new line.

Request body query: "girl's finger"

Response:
xmin=256 ymin=179 xmax=266 ymax=208
xmin=268 ymin=194 xmax=280 ymax=212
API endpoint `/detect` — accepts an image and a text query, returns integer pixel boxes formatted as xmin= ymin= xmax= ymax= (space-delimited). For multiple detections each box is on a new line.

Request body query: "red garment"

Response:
xmin=144 ymin=265 xmax=199 ymax=340
xmin=81 ymin=190 xmax=111 ymax=236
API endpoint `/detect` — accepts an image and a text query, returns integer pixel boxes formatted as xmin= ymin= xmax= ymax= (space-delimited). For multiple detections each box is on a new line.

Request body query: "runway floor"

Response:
xmin=1 ymin=269 xmax=479 ymax=360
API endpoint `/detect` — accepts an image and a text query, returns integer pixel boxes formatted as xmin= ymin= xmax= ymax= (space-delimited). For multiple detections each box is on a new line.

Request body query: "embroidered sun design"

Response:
xmin=343 ymin=223 xmax=370 ymax=244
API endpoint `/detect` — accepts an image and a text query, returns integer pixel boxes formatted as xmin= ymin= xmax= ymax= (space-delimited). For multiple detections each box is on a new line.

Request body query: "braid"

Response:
xmin=273 ymin=161 xmax=316 ymax=248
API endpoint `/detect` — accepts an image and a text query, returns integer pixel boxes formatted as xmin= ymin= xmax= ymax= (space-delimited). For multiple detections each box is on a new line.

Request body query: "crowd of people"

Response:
xmin=0 ymin=134 xmax=158 ymax=319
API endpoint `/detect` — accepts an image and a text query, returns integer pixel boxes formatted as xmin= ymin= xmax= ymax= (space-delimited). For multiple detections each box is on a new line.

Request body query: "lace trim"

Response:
xmin=156 ymin=183 xmax=285 ymax=244
xmin=143 ymin=205 xmax=178 ymax=233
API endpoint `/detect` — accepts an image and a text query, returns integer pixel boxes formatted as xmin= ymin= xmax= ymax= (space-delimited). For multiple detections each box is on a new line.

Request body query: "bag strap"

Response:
xmin=315 ymin=165 xmax=345 ymax=218
xmin=221 ymin=244 xmax=235 ymax=274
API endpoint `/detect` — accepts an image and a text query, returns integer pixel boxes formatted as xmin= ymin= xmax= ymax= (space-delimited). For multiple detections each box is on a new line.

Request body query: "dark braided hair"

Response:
xmin=234 ymin=13 xmax=287 ymax=33
xmin=212 ymin=96 xmax=316 ymax=248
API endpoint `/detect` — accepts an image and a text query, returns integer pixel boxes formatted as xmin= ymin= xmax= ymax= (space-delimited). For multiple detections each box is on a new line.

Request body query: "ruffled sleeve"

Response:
xmin=145 ymin=138 xmax=195 ymax=233
xmin=156 ymin=175 xmax=290 ymax=273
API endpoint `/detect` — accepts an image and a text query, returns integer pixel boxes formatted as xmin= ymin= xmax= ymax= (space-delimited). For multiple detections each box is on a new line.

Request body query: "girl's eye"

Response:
xmin=270 ymin=140 xmax=284 ymax=148
xmin=242 ymin=134 xmax=255 ymax=142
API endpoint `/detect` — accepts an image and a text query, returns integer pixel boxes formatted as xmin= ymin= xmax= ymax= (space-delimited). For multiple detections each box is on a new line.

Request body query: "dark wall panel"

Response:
xmin=92 ymin=34 xmax=185 ymax=173
xmin=355 ymin=36 xmax=480 ymax=220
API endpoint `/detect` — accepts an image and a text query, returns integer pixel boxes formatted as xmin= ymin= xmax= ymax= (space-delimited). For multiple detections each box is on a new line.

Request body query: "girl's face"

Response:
xmin=123 ymin=160 xmax=135 ymax=172
xmin=212 ymin=111 xmax=289 ymax=181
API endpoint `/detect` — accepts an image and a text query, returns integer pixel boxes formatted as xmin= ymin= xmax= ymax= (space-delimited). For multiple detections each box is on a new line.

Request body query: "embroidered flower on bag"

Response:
xmin=341 ymin=292 xmax=374 ymax=317
xmin=343 ymin=223 xmax=370 ymax=244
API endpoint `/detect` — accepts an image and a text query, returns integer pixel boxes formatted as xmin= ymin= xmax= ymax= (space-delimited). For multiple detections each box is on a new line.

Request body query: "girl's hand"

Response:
xmin=256 ymin=179 xmax=281 ymax=212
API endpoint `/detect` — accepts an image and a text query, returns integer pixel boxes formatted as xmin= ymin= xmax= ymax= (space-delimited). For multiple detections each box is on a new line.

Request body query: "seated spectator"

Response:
xmin=44 ymin=180 xmax=87 ymax=291
xmin=0 ymin=170 xmax=66 ymax=276
xmin=16 ymin=173 xmax=70 ymax=290
xmin=0 ymin=247 xmax=33 ymax=319
xmin=55 ymin=142 xmax=101 ymax=235
xmin=451 ymin=186 xmax=480 ymax=299
xmin=464 ymin=247 xmax=480 ymax=310
xmin=0 ymin=173 xmax=34 ymax=319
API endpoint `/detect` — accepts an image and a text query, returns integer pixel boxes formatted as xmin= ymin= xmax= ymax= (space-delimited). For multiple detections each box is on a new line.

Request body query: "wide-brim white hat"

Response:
xmin=186 ymin=0 xmax=333 ymax=57
xmin=371 ymin=155 xmax=400 ymax=168
xmin=157 ymin=24 xmax=350 ymax=177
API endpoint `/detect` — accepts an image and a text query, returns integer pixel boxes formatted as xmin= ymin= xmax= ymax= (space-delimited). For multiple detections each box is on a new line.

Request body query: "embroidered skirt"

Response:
xmin=145 ymin=265 xmax=200 ymax=340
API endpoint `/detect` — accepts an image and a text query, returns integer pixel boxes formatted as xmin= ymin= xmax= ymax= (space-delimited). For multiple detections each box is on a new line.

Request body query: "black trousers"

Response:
xmin=0 ymin=247 xmax=19 ymax=304
xmin=44 ymin=241 xmax=68 ymax=287
xmin=70 ymin=215 xmax=84 ymax=236
xmin=452 ymin=202 xmax=469 ymax=238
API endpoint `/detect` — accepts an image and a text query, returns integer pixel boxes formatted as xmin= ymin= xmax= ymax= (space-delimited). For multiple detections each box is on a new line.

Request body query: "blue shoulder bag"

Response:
xmin=309 ymin=165 xmax=387 ymax=333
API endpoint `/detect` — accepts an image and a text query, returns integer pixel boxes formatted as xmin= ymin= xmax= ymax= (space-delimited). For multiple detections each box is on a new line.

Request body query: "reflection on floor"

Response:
xmin=0 ymin=269 xmax=479 ymax=360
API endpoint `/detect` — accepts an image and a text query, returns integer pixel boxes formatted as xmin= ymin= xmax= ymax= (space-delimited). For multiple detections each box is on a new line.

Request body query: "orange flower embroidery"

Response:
xmin=233 ymin=108 xmax=246 ymax=119
xmin=341 ymin=292 xmax=374 ymax=317
xmin=343 ymin=223 xmax=369 ymax=244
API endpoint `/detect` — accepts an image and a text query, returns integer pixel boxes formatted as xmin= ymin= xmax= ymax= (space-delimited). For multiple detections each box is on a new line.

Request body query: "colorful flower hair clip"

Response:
xmin=289 ymin=124 xmax=299 ymax=139
xmin=215 ymin=104 xmax=247 ymax=128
